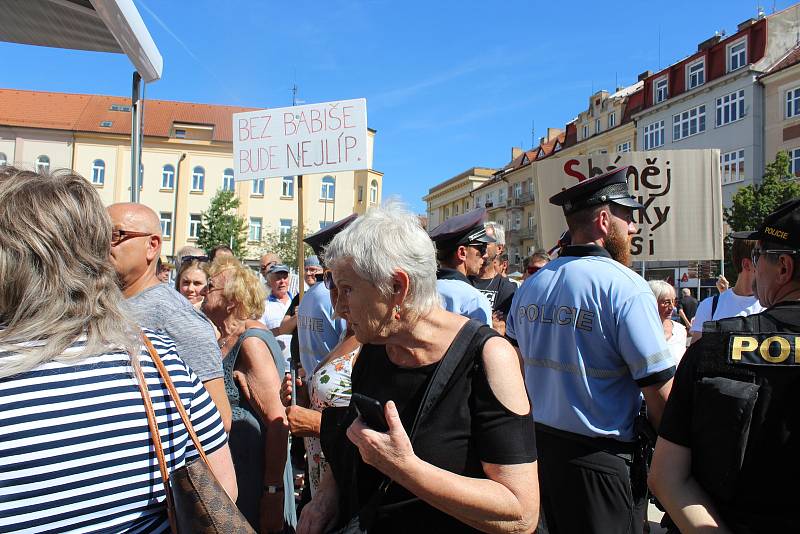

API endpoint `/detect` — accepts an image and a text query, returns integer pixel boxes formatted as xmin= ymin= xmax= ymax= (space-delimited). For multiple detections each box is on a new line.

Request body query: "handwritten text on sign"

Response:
xmin=233 ymin=98 xmax=367 ymax=181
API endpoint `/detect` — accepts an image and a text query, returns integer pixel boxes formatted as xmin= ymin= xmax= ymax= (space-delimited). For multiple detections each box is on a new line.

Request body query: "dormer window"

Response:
xmin=175 ymin=129 xmax=186 ymax=139
xmin=654 ymin=76 xmax=668 ymax=104
xmin=687 ymin=59 xmax=705 ymax=89
xmin=728 ymin=39 xmax=747 ymax=72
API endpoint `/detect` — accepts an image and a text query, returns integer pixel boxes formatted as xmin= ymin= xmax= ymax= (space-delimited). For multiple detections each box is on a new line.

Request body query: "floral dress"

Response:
xmin=306 ymin=346 xmax=359 ymax=495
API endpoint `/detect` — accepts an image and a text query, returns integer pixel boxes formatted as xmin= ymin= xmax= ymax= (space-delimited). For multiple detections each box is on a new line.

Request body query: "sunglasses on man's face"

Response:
xmin=468 ymin=242 xmax=488 ymax=255
xmin=182 ymin=255 xmax=208 ymax=264
xmin=751 ymin=247 xmax=800 ymax=267
xmin=111 ymin=229 xmax=152 ymax=246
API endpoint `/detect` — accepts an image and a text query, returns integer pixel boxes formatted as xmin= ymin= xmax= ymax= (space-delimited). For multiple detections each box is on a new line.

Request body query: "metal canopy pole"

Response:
xmin=130 ymin=71 xmax=144 ymax=202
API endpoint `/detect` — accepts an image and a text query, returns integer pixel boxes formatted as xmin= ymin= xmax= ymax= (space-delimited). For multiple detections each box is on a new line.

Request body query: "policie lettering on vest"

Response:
xmin=727 ymin=333 xmax=800 ymax=366
xmin=515 ymin=303 xmax=595 ymax=332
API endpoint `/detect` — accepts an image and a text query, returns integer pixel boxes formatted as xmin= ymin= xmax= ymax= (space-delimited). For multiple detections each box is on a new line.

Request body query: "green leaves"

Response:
xmin=196 ymin=190 xmax=248 ymax=258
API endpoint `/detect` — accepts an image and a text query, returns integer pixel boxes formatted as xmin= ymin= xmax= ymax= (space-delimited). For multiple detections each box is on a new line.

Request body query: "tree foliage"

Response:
xmin=196 ymin=190 xmax=248 ymax=257
xmin=258 ymin=226 xmax=313 ymax=270
xmin=725 ymin=151 xmax=800 ymax=231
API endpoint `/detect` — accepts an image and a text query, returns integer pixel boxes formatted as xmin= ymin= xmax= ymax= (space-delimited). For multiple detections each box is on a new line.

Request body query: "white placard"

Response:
xmin=233 ymin=98 xmax=368 ymax=180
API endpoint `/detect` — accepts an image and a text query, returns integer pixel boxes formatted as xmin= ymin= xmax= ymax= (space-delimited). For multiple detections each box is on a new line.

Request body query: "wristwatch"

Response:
xmin=263 ymin=484 xmax=284 ymax=494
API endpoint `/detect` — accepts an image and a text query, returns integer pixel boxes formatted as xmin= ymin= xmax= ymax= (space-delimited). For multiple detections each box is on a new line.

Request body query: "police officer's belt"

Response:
xmin=537 ymin=423 xmax=636 ymax=458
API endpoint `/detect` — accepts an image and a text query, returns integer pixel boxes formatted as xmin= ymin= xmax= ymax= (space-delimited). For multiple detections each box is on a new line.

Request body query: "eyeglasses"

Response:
xmin=751 ymin=247 xmax=800 ymax=267
xmin=467 ymin=242 xmax=488 ymax=255
xmin=324 ymin=271 xmax=336 ymax=290
xmin=260 ymin=262 xmax=277 ymax=272
xmin=181 ymin=255 xmax=209 ymax=264
xmin=111 ymin=229 xmax=152 ymax=246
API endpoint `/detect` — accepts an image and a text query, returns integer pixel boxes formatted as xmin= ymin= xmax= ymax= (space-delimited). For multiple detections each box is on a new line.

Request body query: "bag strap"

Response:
xmin=133 ymin=342 xmax=178 ymax=534
xmin=711 ymin=293 xmax=720 ymax=319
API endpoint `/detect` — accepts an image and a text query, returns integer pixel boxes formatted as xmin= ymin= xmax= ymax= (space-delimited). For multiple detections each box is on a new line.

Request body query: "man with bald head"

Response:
xmin=108 ymin=203 xmax=231 ymax=430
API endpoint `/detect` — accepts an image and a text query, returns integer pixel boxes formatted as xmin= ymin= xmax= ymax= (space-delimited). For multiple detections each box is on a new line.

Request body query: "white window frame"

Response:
xmin=528 ymin=213 xmax=534 ymax=230
xmin=786 ymin=87 xmax=800 ymax=119
xmin=617 ymin=141 xmax=631 ymax=153
xmin=643 ymin=120 xmax=665 ymax=150
xmin=91 ymin=159 xmax=105 ymax=185
xmin=654 ymin=76 xmax=668 ymax=104
xmin=0 ymin=153 xmax=6 ymax=166
xmin=248 ymin=217 xmax=262 ymax=242
xmin=608 ymin=112 xmax=616 ymax=129
xmin=581 ymin=124 xmax=588 ymax=139
xmin=191 ymin=166 xmax=205 ymax=192
xmin=279 ymin=218 xmax=292 ymax=237
xmin=222 ymin=168 xmax=235 ymax=192
xmin=686 ymin=59 xmax=705 ymax=90
xmin=160 ymin=212 xmax=173 ymax=239
xmin=721 ymin=149 xmax=746 ymax=185
xmin=282 ymin=176 xmax=294 ymax=198
xmin=320 ymin=175 xmax=335 ymax=201
xmin=369 ymin=180 xmax=378 ymax=203
xmin=36 ymin=155 xmax=50 ymax=172
xmin=161 ymin=164 xmax=175 ymax=189
xmin=716 ymin=89 xmax=746 ymax=127
xmin=672 ymin=104 xmax=706 ymax=141
xmin=727 ymin=38 xmax=747 ymax=72
xmin=594 ymin=118 xmax=601 ymax=134
xmin=188 ymin=214 xmax=202 ymax=239
xmin=514 ymin=182 xmax=522 ymax=198
xmin=790 ymin=148 xmax=800 ymax=176
xmin=251 ymin=177 xmax=265 ymax=196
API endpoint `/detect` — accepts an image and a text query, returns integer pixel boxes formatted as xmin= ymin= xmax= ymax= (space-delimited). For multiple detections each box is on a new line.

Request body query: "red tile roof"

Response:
xmin=762 ymin=44 xmax=800 ymax=77
xmin=0 ymin=88 xmax=257 ymax=142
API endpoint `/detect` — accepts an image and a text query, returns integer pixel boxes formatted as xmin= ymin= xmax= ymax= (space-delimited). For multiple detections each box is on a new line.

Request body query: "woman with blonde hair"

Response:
xmin=202 ymin=257 xmax=296 ymax=532
xmin=0 ymin=167 xmax=235 ymax=532
xmin=175 ymin=258 xmax=208 ymax=309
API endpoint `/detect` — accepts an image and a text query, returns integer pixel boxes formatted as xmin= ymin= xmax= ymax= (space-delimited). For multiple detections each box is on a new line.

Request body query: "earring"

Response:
xmin=393 ymin=304 xmax=401 ymax=319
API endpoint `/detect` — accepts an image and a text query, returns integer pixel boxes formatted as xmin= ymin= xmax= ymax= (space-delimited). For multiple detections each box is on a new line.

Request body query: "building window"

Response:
xmin=279 ymin=218 xmax=292 ymax=237
xmin=369 ymin=180 xmax=378 ymax=203
xmin=159 ymin=212 xmax=172 ymax=239
xmin=282 ymin=176 xmax=294 ymax=198
xmin=728 ymin=39 xmax=747 ymax=72
xmin=514 ymin=182 xmax=522 ymax=198
xmin=191 ymin=166 xmax=205 ymax=192
xmin=223 ymin=168 xmax=235 ymax=192
xmin=443 ymin=206 xmax=450 ymax=219
xmin=617 ymin=141 xmax=631 ymax=153
xmin=175 ymin=129 xmax=187 ymax=139
xmin=358 ymin=185 xmax=364 ymax=202
xmin=36 ymin=155 xmax=50 ymax=172
xmin=161 ymin=164 xmax=175 ymax=189
xmin=476 ymin=195 xmax=482 ymax=207
xmin=498 ymin=187 xmax=505 ymax=204
xmin=786 ymin=87 xmax=800 ymax=118
xmin=716 ymin=89 xmax=746 ymax=126
xmin=91 ymin=159 xmax=105 ymax=185
xmin=594 ymin=118 xmax=601 ymax=134
xmin=189 ymin=214 xmax=201 ymax=239
xmin=672 ymin=104 xmax=706 ymax=141
xmin=721 ymin=149 xmax=745 ymax=185
xmin=249 ymin=217 xmax=262 ymax=242
xmin=791 ymin=148 xmax=800 ymax=176
xmin=514 ymin=213 xmax=521 ymax=230
xmin=582 ymin=124 xmax=588 ymax=139
xmin=0 ymin=153 xmax=6 ymax=166
xmin=319 ymin=221 xmax=332 ymax=230
xmin=251 ymin=177 xmax=265 ymax=196
xmin=454 ymin=203 xmax=459 ymax=215
xmin=643 ymin=120 xmax=665 ymax=150
xmin=528 ymin=214 xmax=534 ymax=230
xmin=320 ymin=175 xmax=335 ymax=200
xmin=608 ymin=112 xmax=616 ymax=129
xmin=463 ymin=199 xmax=469 ymax=211
xmin=686 ymin=59 xmax=705 ymax=90
xmin=654 ymin=76 xmax=668 ymax=104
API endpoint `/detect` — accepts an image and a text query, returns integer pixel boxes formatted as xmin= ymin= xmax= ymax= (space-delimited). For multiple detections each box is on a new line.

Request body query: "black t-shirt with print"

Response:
xmin=469 ymin=274 xmax=516 ymax=315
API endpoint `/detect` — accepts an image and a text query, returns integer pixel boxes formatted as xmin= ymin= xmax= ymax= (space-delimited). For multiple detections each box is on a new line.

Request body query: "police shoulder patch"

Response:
xmin=727 ymin=332 xmax=800 ymax=366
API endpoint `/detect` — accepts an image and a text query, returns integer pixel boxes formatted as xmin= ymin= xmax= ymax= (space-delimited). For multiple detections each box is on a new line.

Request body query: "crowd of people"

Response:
xmin=1 ymin=163 xmax=798 ymax=534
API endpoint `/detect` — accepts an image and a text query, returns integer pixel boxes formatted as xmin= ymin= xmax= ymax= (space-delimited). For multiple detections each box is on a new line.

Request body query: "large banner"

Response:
xmin=534 ymin=150 xmax=723 ymax=261
xmin=233 ymin=98 xmax=368 ymax=181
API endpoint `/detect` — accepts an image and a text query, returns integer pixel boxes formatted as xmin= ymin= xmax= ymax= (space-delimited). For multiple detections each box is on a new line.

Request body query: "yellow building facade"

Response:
xmin=760 ymin=48 xmax=800 ymax=175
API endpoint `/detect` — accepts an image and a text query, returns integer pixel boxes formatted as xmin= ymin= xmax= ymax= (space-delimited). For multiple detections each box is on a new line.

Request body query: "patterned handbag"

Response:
xmin=134 ymin=334 xmax=256 ymax=534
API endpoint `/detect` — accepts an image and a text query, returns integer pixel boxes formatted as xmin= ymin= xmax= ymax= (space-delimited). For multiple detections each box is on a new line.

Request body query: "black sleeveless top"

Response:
xmin=323 ymin=322 xmax=537 ymax=532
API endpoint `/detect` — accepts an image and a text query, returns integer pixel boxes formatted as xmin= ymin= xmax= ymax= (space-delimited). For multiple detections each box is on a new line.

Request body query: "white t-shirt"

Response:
xmin=666 ymin=320 xmax=688 ymax=363
xmin=689 ymin=289 xmax=764 ymax=333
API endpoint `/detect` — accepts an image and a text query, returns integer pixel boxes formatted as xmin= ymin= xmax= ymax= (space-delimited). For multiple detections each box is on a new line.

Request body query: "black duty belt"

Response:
xmin=536 ymin=423 xmax=637 ymax=458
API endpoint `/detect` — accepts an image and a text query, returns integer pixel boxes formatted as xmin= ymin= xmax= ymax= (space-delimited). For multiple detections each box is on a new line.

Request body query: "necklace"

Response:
xmin=218 ymin=332 xmax=239 ymax=351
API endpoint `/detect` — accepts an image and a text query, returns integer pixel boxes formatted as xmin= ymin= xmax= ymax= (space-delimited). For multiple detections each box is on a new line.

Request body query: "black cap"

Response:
xmin=428 ymin=208 xmax=496 ymax=251
xmin=549 ymin=166 xmax=645 ymax=215
xmin=730 ymin=198 xmax=800 ymax=248
xmin=304 ymin=213 xmax=358 ymax=259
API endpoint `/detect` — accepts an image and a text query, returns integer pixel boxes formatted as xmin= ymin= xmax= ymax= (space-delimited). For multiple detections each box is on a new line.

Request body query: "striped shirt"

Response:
xmin=0 ymin=329 xmax=227 ymax=533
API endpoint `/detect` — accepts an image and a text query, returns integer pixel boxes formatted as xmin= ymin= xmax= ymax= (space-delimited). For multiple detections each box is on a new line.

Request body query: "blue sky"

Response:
xmin=0 ymin=0 xmax=793 ymax=213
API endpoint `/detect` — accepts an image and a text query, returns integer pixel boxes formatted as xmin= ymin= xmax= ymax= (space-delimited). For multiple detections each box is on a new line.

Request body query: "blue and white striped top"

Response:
xmin=0 ymin=329 xmax=228 ymax=533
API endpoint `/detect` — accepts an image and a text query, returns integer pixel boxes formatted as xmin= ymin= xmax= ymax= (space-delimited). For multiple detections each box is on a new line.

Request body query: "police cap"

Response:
xmin=731 ymin=198 xmax=800 ymax=248
xmin=549 ymin=166 xmax=645 ymax=216
xmin=428 ymin=208 xmax=496 ymax=251
xmin=304 ymin=213 xmax=358 ymax=259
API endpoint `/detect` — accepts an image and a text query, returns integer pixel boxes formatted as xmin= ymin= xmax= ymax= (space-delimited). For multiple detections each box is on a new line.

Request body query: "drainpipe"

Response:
xmin=171 ymin=152 xmax=186 ymax=258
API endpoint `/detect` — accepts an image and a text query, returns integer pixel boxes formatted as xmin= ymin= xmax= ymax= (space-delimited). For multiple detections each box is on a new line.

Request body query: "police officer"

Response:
xmin=506 ymin=166 xmax=675 ymax=533
xmin=650 ymin=198 xmax=800 ymax=533
xmin=428 ymin=208 xmax=493 ymax=325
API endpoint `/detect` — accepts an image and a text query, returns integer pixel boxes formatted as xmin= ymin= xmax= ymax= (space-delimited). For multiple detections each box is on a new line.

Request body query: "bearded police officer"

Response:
xmin=428 ymin=208 xmax=493 ymax=325
xmin=650 ymin=198 xmax=800 ymax=533
xmin=506 ymin=167 xmax=675 ymax=533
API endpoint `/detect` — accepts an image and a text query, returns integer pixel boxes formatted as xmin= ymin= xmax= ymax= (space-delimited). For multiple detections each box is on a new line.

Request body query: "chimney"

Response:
xmin=511 ymin=147 xmax=524 ymax=160
xmin=737 ymin=17 xmax=756 ymax=31
xmin=697 ymin=35 xmax=722 ymax=51
xmin=637 ymin=70 xmax=653 ymax=82
xmin=546 ymin=128 xmax=564 ymax=142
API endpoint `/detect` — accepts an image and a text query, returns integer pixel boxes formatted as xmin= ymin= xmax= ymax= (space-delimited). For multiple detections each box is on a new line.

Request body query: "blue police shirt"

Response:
xmin=506 ymin=244 xmax=675 ymax=442
xmin=436 ymin=268 xmax=492 ymax=326
xmin=296 ymin=282 xmax=346 ymax=375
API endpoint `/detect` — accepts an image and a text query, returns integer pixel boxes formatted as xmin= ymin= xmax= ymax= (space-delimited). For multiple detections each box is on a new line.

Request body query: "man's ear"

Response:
xmin=596 ymin=207 xmax=612 ymax=237
xmin=145 ymin=235 xmax=162 ymax=262
xmin=456 ymin=245 xmax=468 ymax=263
xmin=778 ymin=254 xmax=796 ymax=283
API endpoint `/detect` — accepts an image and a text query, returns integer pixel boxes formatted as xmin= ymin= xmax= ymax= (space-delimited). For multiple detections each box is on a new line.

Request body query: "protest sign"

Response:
xmin=232 ymin=98 xmax=368 ymax=181
xmin=534 ymin=150 xmax=723 ymax=261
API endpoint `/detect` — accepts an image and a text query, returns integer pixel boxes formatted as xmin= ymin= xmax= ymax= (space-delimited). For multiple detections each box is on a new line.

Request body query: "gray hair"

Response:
xmin=485 ymin=221 xmax=506 ymax=245
xmin=176 ymin=245 xmax=205 ymax=264
xmin=0 ymin=167 xmax=139 ymax=379
xmin=325 ymin=200 xmax=440 ymax=317
xmin=648 ymin=280 xmax=676 ymax=301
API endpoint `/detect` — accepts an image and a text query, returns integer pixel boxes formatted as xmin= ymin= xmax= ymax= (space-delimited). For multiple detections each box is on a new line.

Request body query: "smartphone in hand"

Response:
xmin=351 ymin=393 xmax=389 ymax=432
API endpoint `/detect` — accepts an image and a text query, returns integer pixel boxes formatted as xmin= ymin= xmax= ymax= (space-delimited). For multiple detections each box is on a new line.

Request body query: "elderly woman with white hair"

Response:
xmin=297 ymin=203 xmax=539 ymax=534
xmin=648 ymin=280 xmax=688 ymax=363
